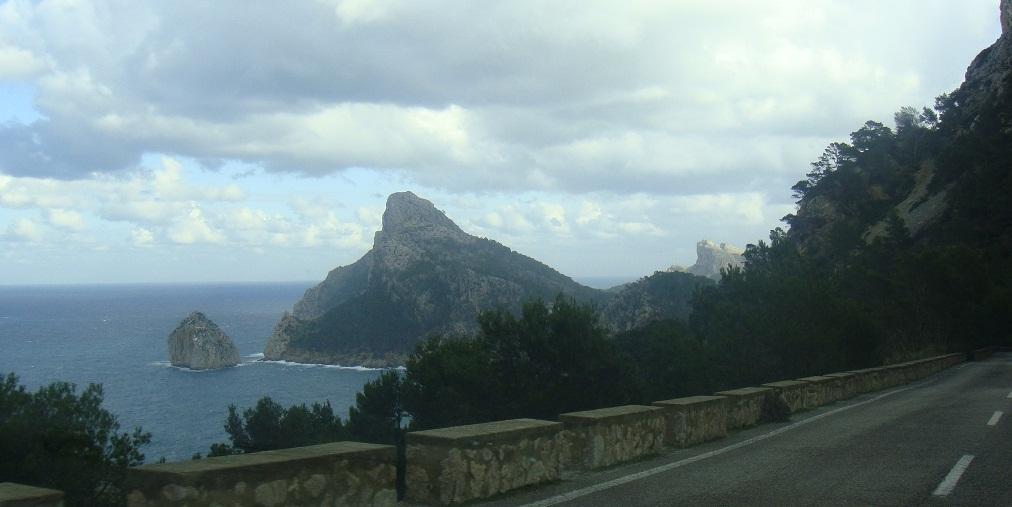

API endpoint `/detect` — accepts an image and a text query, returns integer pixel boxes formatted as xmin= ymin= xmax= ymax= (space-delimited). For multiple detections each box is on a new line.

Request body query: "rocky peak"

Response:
xmin=380 ymin=191 xmax=466 ymax=241
xmin=668 ymin=239 xmax=745 ymax=280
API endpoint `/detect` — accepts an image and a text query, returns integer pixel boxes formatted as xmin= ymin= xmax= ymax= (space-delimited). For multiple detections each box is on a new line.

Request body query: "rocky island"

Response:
xmin=167 ymin=311 xmax=240 ymax=370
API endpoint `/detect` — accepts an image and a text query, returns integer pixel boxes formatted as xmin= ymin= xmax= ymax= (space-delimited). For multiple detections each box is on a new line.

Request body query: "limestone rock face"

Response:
xmin=669 ymin=240 xmax=744 ymax=280
xmin=1002 ymin=0 xmax=1010 ymax=34
xmin=957 ymin=1 xmax=1012 ymax=126
xmin=168 ymin=312 xmax=240 ymax=370
xmin=265 ymin=191 xmax=605 ymax=366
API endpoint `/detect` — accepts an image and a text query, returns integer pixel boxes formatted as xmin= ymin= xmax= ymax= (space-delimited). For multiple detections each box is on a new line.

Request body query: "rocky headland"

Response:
xmin=168 ymin=311 xmax=240 ymax=370
xmin=264 ymin=191 xmax=606 ymax=367
xmin=668 ymin=240 xmax=745 ymax=280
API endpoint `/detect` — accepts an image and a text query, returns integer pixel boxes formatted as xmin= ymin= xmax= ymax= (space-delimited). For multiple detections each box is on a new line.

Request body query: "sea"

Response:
xmin=0 ymin=283 xmax=383 ymax=463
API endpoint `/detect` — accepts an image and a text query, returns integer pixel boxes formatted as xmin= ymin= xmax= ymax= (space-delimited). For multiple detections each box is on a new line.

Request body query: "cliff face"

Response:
xmin=167 ymin=312 xmax=240 ymax=370
xmin=668 ymin=240 xmax=745 ymax=280
xmin=957 ymin=0 xmax=1012 ymax=122
xmin=788 ymin=3 xmax=1012 ymax=256
xmin=264 ymin=191 xmax=606 ymax=367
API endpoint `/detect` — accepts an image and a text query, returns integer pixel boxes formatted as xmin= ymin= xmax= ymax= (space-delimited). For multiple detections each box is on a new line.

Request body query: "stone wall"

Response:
xmin=822 ymin=372 xmax=859 ymax=400
xmin=0 ymin=483 xmax=64 ymax=507
xmin=124 ymin=441 xmax=396 ymax=507
xmin=405 ymin=418 xmax=563 ymax=506
xmin=849 ymin=367 xmax=883 ymax=393
xmin=652 ymin=396 xmax=727 ymax=447
xmin=22 ymin=352 xmax=972 ymax=507
xmin=760 ymin=380 xmax=810 ymax=413
xmin=796 ymin=376 xmax=840 ymax=407
xmin=971 ymin=346 xmax=997 ymax=361
xmin=713 ymin=387 xmax=771 ymax=429
xmin=559 ymin=405 xmax=665 ymax=470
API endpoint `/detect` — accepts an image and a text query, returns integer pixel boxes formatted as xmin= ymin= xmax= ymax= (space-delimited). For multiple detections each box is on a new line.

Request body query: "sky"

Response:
xmin=0 ymin=0 xmax=1004 ymax=285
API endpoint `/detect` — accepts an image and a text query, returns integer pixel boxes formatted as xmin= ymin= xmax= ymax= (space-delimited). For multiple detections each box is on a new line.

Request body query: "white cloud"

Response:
xmin=45 ymin=208 xmax=85 ymax=230
xmin=130 ymin=227 xmax=154 ymax=247
xmin=5 ymin=217 xmax=43 ymax=241
xmin=0 ymin=43 xmax=44 ymax=79
xmin=167 ymin=207 xmax=223 ymax=244
xmin=0 ymin=0 xmax=999 ymax=197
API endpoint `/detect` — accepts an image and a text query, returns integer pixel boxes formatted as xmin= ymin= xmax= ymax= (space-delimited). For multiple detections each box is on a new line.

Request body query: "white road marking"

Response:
xmin=932 ymin=455 xmax=974 ymax=496
xmin=987 ymin=411 xmax=1002 ymax=426
xmin=519 ymin=384 xmax=919 ymax=507
xmin=1006 ymin=390 xmax=1011 ymax=399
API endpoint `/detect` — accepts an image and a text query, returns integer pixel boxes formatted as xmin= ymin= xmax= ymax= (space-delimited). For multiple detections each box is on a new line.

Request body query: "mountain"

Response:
xmin=264 ymin=192 xmax=607 ymax=367
xmin=667 ymin=240 xmax=745 ymax=280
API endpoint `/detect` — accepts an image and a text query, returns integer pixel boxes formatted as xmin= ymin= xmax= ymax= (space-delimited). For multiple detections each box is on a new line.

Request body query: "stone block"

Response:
xmin=125 ymin=441 xmax=396 ymax=507
xmin=797 ymin=376 xmax=840 ymax=407
xmin=821 ymin=372 xmax=859 ymax=400
xmin=0 ymin=483 xmax=64 ymax=507
xmin=713 ymin=387 xmax=772 ymax=430
xmin=652 ymin=395 xmax=728 ymax=447
xmin=559 ymin=405 xmax=665 ymax=470
xmin=405 ymin=418 xmax=563 ymax=506
xmin=761 ymin=380 xmax=810 ymax=413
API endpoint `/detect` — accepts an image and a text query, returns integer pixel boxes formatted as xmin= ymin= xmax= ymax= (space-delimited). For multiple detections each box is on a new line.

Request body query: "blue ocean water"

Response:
xmin=0 ymin=283 xmax=382 ymax=462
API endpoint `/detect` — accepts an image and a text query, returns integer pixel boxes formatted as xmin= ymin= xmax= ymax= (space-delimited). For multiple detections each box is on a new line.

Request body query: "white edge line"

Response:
xmin=521 ymin=384 xmax=919 ymax=507
xmin=932 ymin=454 xmax=974 ymax=496
xmin=986 ymin=411 xmax=1002 ymax=426
xmin=1006 ymin=390 xmax=1012 ymax=399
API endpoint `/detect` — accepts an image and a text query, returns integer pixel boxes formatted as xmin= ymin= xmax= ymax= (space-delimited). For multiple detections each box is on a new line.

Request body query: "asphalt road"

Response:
xmin=479 ymin=352 xmax=1012 ymax=507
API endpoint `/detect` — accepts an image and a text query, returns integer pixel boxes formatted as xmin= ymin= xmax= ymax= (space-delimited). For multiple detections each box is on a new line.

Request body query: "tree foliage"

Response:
xmin=0 ymin=373 xmax=150 ymax=507
xmin=402 ymin=296 xmax=637 ymax=430
xmin=209 ymin=397 xmax=349 ymax=455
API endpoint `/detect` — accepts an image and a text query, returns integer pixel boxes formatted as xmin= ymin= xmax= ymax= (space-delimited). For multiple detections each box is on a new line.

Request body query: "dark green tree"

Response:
xmin=615 ymin=319 xmax=711 ymax=402
xmin=347 ymin=370 xmax=405 ymax=445
xmin=402 ymin=296 xmax=637 ymax=430
xmin=0 ymin=373 xmax=150 ymax=507
xmin=210 ymin=397 xmax=349 ymax=455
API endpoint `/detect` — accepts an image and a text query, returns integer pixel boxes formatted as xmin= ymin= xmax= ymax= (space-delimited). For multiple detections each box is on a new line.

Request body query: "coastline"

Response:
xmin=260 ymin=349 xmax=408 ymax=369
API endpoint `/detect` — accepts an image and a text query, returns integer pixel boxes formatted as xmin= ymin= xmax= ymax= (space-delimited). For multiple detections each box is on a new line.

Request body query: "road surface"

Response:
xmin=479 ymin=352 xmax=1012 ymax=506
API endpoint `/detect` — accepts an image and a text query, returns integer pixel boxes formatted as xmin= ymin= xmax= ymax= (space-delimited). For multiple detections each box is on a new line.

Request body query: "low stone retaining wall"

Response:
xmin=125 ymin=441 xmax=396 ymax=507
xmin=821 ymin=372 xmax=858 ymax=400
xmin=878 ymin=365 xmax=906 ymax=389
xmin=652 ymin=396 xmax=728 ymax=447
xmin=713 ymin=387 xmax=771 ymax=429
xmin=971 ymin=346 xmax=997 ymax=361
xmin=0 ymin=483 xmax=64 ymax=507
xmin=559 ymin=405 xmax=665 ymax=470
xmin=850 ymin=367 xmax=885 ymax=393
xmin=797 ymin=376 xmax=840 ymax=407
xmin=761 ymin=380 xmax=810 ymax=413
xmin=405 ymin=418 xmax=563 ymax=506
xmin=22 ymin=353 xmax=973 ymax=507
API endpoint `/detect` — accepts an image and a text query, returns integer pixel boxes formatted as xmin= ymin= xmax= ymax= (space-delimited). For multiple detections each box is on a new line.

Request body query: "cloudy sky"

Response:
xmin=0 ymin=0 xmax=1003 ymax=285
